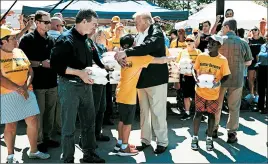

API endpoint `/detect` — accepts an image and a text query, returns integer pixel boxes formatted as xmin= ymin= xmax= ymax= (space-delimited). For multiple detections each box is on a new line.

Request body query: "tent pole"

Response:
xmin=60 ymin=0 xmax=75 ymax=13
xmin=0 ymin=0 xmax=18 ymax=22
xmin=216 ymin=0 xmax=225 ymax=16
xmin=48 ymin=0 xmax=64 ymax=13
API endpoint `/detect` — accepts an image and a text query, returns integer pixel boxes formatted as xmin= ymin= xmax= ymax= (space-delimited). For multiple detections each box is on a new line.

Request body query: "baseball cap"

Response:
xmin=184 ymin=26 xmax=192 ymax=35
xmin=185 ymin=35 xmax=195 ymax=41
xmin=0 ymin=25 xmax=20 ymax=39
xmin=111 ymin=16 xmax=120 ymax=23
xmin=209 ymin=35 xmax=223 ymax=45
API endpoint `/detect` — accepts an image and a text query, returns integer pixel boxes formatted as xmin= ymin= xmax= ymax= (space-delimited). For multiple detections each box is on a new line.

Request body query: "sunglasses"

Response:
xmin=251 ymin=29 xmax=258 ymax=31
xmin=186 ymin=40 xmax=194 ymax=42
xmin=37 ymin=20 xmax=51 ymax=25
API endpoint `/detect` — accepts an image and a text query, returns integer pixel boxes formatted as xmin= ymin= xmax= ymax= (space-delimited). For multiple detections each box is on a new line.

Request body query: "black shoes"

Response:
xmin=136 ymin=143 xmax=150 ymax=151
xmin=96 ymin=134 xmax=110 ymax=142
xmin=83 ymin=152 xmax=105 ymax=163
xmin=227 ymin=132 xmax=238 ymax=143
xmin=154 ymin=145 xmax=167 ymax=154
xmin=181 ymin=113 xmax=191 ymax=120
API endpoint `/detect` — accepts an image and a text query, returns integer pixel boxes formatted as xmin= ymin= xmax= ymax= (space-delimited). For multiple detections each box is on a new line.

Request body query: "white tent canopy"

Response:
xmin=175 ymin=1 xmax=267 ymax=30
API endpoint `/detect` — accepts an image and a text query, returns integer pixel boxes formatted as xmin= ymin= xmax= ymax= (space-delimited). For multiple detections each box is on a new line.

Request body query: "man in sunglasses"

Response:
xmin=48 ymin=17 xmax=64 ymax=39
xmin=19 ymin=10 xmax=60 ymax=153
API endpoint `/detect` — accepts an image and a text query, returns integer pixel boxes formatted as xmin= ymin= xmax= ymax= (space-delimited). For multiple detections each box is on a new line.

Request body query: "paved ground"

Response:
xmin=1 ymin=110 xmax=267 ymax=163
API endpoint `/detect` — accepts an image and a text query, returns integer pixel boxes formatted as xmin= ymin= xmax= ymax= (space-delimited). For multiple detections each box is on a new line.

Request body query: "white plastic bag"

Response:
xmin=197 ymin=74 xmax=215 ymax=88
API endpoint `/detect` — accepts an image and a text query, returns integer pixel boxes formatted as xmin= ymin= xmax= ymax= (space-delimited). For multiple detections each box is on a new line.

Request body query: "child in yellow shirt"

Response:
xmin=191 ymin=35 xmax=231 ymax=151
xmin=114 ymin=34 xmax=175 ymax=156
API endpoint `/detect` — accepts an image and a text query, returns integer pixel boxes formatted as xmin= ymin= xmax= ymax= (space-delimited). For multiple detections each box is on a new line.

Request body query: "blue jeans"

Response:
xmin=58 ymin=77 xmax=96 ymax=162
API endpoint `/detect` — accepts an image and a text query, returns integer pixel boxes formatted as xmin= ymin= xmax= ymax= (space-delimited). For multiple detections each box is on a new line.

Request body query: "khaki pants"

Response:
xmin=34 ymin=87 xmax=58 ymax=143
xmin=137 ymin=83 xmax=168 ymax=147
xmin=214 ymin=87 xmax=243 ymax=133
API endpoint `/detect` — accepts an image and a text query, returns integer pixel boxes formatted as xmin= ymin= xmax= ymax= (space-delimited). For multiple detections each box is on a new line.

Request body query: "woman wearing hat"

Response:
xmin=0 ymin=26 xmax=50 ymax=163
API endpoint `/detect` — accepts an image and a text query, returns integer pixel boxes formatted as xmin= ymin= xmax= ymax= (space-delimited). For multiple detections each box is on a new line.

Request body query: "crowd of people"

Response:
xmin=0 ymin=7 xmax=267 ymax=164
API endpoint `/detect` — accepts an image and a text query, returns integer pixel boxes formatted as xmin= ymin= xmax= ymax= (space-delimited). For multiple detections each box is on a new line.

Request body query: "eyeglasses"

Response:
xmin=37 ymin=20 xmax=51 ymax=25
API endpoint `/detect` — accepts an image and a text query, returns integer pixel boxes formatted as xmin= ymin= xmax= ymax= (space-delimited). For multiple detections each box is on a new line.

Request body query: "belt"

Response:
xmin=59 ymin=76 xmax=84 ymax=83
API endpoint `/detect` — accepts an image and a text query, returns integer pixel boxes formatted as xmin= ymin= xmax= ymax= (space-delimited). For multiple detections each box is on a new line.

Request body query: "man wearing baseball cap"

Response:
xmin=104 ymin=16 xmax=121 ymax=40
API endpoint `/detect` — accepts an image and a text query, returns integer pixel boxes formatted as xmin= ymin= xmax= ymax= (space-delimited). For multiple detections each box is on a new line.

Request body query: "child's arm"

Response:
xmin=151 ymin=56 xmax=176 ymax=64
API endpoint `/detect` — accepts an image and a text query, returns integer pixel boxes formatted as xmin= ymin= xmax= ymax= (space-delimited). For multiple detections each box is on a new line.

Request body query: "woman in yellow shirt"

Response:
xmin=107 ymin=23 xmax=125 ymax=51
xmin=175 ymin=35 xmax=202 ymax=120
xmin=170 ymin=28 xmax=187 ymax=49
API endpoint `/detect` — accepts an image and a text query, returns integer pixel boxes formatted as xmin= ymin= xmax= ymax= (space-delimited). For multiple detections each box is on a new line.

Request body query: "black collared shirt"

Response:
xmin=19 ymin=30 xmax=57 ymax=89
xmin=50 ymin=27 xmax=104 ymax=80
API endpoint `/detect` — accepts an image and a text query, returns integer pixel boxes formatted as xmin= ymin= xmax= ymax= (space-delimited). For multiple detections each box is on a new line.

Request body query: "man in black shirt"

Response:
xmin=19 ymin=10 xmax=59 ymax=153
xmin=50 ymin=9 xmax=105 ymax=163
xmin=195 ymin=20 xmax=211 ymax=52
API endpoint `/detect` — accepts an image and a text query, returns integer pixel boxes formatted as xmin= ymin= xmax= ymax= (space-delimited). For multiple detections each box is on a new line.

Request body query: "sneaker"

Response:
xmin=83 ymin=152 xmax=105 ymax=163
xmin=181 ymin=113 xmax=191 ymax=120
xmin=6 ymin=155 xmax=17 ymax=163
xmin=244 ymin=94 xmax=254 ymax=102
xmin=206 ymin=139 xmax=214 ymax=151
xmin=227 ymin=132 xmax=238 ymax=143
xmin=118 ymin=145 xmax=139 ymax=156
xmin=114 ymin=143 xmax=121 ymax=152
xmin=191 ymin=138 xmax=199 ymax=151
xmin=253 ymin=96 xmax=259 ymax=103
xmin=28 ymin=151 xmax=50 ymax=159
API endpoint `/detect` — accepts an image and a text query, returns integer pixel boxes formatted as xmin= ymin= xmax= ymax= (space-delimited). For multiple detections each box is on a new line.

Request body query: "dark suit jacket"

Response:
xmin=125 ymin=24 xmax=168 ymax=89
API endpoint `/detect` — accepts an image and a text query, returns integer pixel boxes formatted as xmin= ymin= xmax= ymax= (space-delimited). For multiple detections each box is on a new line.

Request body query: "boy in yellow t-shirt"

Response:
xmin=191 ymin=35 xmax=231 ymax=151
xmin=114 ymin=34 xmax=175 ymax=156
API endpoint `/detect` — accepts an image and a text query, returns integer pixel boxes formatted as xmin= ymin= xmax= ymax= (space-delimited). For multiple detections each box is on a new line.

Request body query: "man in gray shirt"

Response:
xmin=213 ymin=18 xmax=253 ymax=143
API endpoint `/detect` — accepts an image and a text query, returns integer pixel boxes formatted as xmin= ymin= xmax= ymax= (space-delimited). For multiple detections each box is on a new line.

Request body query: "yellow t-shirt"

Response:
xmin=194 ymin=53 xmax=231 ymax=100
xmin=165 ymin=47 xmax=170 ymax=56
xmin=107 ymin=37 xmax=120 ymax=50
xmin=176 ymin=49 xmax=202 ymax=64
xmin=116 ymin=55 xmax=154 ymax=105
xmin=104 ymin=27 xmax=114 ymax=39
xmin=170 ymin=39 xmax=187 ymax=49
xmin=1 ymin=48 xmax=32 ymax=95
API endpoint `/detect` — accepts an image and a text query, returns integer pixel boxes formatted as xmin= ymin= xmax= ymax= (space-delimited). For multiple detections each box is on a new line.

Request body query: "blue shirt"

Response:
xmin=257 ymin=43 xmax=268 ymax=66
xmin=47 ymin=30 xmax=61 ymax=39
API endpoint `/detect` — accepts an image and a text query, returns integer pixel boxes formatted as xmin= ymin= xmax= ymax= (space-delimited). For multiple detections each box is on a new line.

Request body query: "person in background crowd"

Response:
xmin=153 ymin=16 xmax=170 ymax=48
xmin=104 ymin=16 xmax=120 ymax=40
xmin=0 ymin=11 xmax=15 ymax=25
xmin=259 ymin=18 xmax=266 ymax=36
xmin=245 ymin=26 xmax=265 ymax=104
xmin=53 ymin=12 xmax=68 ymax=32
xmin=195 ymin=20 xmax=211 ymax=52
xmin=214 ymin=18 xmax=253 ymax=143
xmin=107 ymin=23 xmax=124 ymax=51
xmin=170 ymin=28 xmax=186 ymax=49
xmin=191 ymin=35 xmax=230 ymax=151
xmin=185 ymin=26 xmax=193 ymax=36
xmin=175 ymin=35 xmax=202 ymax=120
xmin=50 ymin=9 xmax=105 ymax=163
xmin=237 ymin=28 xmax=247 ymax=42
xmin=114 ymin=34 xmax=176 ymax=156
xmin=193 ymin=28 xmax=199 ymax=38
xmin=0 ymin=26 xmax=50 ymax=163
xmin=19 ymin=10 xmax=60 ymax=153
xmin=169 ymin=29 xmax=178 ymax=43
xmin=88 ymin=29 xmax=111 ymax=142
xmin=211 ymin=9 xmax=234 ymax=35
xmin=256 ymin=33 xmax=268 ymax=114
xmin=115 ymin=11 xmax=169 ymax=154
xmin=47 ymin=16 xmax=64 ymax=135
xmin=48 ymin=17 xmax=64 ymax=39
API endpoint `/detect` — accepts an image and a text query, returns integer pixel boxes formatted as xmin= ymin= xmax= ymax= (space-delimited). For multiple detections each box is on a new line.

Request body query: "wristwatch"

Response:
xmin=39 ymin=61 xmax=43 ymax=67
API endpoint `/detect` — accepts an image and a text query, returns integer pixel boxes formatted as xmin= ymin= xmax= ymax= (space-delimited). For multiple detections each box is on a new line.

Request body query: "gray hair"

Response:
xmin=133 ymin=12 xmax=154 ymax=25
xmin=51 ymin=17 xmax=62 ymax=22
xmin=91 ymin=27 xmax=105 ymax=42
xmin=223 ymin=18 xmax=237 ymax=31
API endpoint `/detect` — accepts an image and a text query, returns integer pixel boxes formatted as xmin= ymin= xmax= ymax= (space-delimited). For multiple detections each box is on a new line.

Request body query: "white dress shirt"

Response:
xmin=135 ymin=26 xmax=150 ymax=46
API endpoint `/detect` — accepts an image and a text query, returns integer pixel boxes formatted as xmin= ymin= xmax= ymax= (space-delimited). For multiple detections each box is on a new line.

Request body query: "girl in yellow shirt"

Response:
xmin=170 ymin=28 xmax=187 ymax=49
